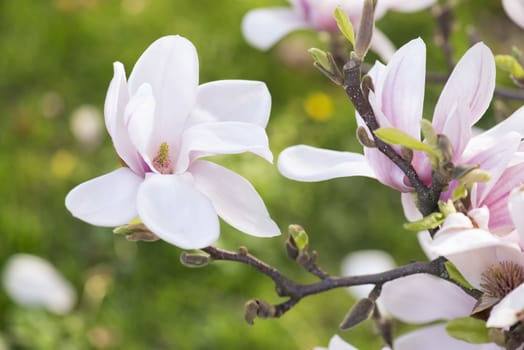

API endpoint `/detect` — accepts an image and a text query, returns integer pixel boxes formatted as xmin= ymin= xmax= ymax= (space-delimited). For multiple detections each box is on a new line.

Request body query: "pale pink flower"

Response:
xmin=242 ymin=0 xmax=435 ymax=60
xmin=502 ymin=0 xmax=524 ymax=29
xmin=66 ymin=35 xmax=280 ymax=249
xmin=2 ymin=254 xmax=77 ymax=315
xmin=314 ymin=335 xmax=359 ymax=350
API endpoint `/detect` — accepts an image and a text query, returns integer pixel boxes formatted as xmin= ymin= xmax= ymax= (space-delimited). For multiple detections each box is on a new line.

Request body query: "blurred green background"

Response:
xmin=1 ymin=0 xmax=523 ymax=349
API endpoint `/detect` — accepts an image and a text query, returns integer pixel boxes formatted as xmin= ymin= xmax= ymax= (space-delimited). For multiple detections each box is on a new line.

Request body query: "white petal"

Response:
xmin=370 ymin=29 xmax=396 ymax=62
xmin=188 ymin=80 xmax=271 ymax=127
xmin=65 ymin=168 xmax=142 ymax=226
xmin=175 ymin=122 xmax=272 ymax=173
xmin=126 ymin=83 xmax=157 ymax=168
xmin=482 ymin=105 xmax=524 ymax=139
xmin=242 ymin=8 xmax=309 ymax=50
xmin=104 ymin=62 xmax=143 ymax=174
xmin=137 ymin=173 xmax=219 ymax=249
xmin=2 ymin=254 xmax=76 ymax=314
xmin=191 ymin=160 xmax=280 ymax=238
xmin=128 ymin=35 xmax=198 ymax=143
xmin=382 ymin=274 xmax=476 ymax=323
xmin=401 ymin=192 xmax=422 ymax=221
xmin=277 ymin=145 xmax=376 ymax=182
xmin=503 ymin=0 xmax=524 ymax=29
xmin=341 ymin=250 xmax=396 ymax=300
xmin=487 ymin=282 xmax=524 ymax=328
xmin=417 ymin=231 xmax=439 ymax=260
xmin=509 ymin=186 xmax=524 ymax=244
xmin=328 ymin=335 xmax=358 ymax=350
xmin=433 ymin=42 xmax=495 ymax=133
xmin=395 ymin=324 xmax=501 ymax=350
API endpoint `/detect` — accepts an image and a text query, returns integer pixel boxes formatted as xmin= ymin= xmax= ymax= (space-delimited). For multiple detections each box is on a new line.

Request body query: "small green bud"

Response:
xmin=334 ymin=7 xmax=355 ymax=46
xmin=288 ymin=225 xmax=309 ymax=252
xmin=180 ymin=252 xmax=211 ymax=268
xmin=495 ymin=55 xmax=524 ymax=79
xmin=438 ymin=199 xmax=456 ymax=216
xmin=420 ymin=119 xmax=437 ymax=147
xmin=452 ymin=184 xmax=468 ymax=202
xmin=244 ymin=299 xmax=276 ymax=325
xmin=374 ymin=127 xmax=437 ymax=157
xmin=356 ymin=126 xmax=376 ymax=148
xmin=403 ymin=212 xmax=444 ymax=231
xmin=113 ymin=223 xmax=148 ymax=235
xmin=459 ymin=168 xmax=491 ymax=185
xmin=308 ymin=48 xmax=333 ymax=74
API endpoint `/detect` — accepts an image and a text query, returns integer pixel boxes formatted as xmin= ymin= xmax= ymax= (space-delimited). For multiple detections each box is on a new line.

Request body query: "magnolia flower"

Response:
xmin=341 ymin=249 xmax=395 ymax=313
xmin=66 ymin=35 xmax=280 ymax=249
xmin=2 ymin=254 xmax=77 ymax=314
xmin=502 ymin=0 xmax=524 ymax=29
xmin=242 ymin=0 xmax=435 ymax=60
xmin=314 ymin=335 xmax=358 ymax=350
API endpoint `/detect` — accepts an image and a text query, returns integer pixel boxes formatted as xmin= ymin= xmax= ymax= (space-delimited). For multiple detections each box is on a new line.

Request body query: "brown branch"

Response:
xmin=201 ymin=246 xmax=481 ymax=321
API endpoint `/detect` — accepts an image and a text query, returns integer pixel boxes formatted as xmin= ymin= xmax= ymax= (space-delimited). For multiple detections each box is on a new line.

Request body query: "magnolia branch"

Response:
xmin=200 ymin=245 xmax=481 ymax=324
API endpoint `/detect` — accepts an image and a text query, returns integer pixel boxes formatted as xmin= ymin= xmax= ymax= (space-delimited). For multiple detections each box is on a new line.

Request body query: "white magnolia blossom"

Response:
xmin=2 ymin=254 xmax=76 ymax=315
xmin=314 ymin=335 xmax=358 ymax=350
xmin=341 ymin=249 xmax=395 ymax=313
xmin=502 ymin=0 xmax=524 ymax=29
xmin=66 ymin=35 xmax=280 ymax=249
xmin=242 ymin=0 xmax=436 ymax=60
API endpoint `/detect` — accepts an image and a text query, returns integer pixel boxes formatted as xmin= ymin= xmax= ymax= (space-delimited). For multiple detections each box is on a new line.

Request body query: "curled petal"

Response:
xmin=2 ymin=254 xmax=77 ymax=315
xmin=242 ymin=8 xmax=309 ymax=50
xmin=382 ymin=274 xmax=476 ymax=323
xmin=191 ymin=160 xmax=280 ymax=238
xmin=277 ymin=145 xmax=376 ymax=182
xmin=104 ymin=62 xmax=143 ymax=174
xmin=433 ymin=42 xmax=495 ymax=133
xmin=188 ymin=80 xmax=271 ymax=127
xmin=401 ymin=192 xmax=422 ymax=222
xmin=487 ymin=283 xmax=524 ymax=328
xmin=128 ymin=35 xmax=198 ymax=143
xmin=176 ymin=122 xmax=272 ymax=173
xmin=503 ymin=0 xmax=524 ymax=29
xmin=137 ymin=174 xmax=219 ymax=249
xmin=65 ymin=168 xmax=142 ymax=227
xmin=395 ymin=324 xmax=500 ymax=350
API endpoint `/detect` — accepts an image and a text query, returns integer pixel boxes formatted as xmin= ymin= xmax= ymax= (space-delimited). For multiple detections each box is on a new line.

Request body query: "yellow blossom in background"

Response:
xmin=50 ymin=150 xmax=77 ymax=179
xmin=304 ymin=92 xmax=333 ymax=122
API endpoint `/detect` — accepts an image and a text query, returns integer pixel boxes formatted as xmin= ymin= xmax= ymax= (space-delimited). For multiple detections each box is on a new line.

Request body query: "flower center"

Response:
xmin=481 ymin=261 xmax=524 ymax=300
xmin=153 ymin=142 xmax=173 ymax=174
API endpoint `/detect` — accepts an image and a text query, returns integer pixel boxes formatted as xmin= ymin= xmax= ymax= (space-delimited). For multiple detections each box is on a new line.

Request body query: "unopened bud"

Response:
xmin=361 ymin=75 xmax=375 ymax=102
xmin=354 ymin=0 xmax=375 ymax=59
xmin=285 ymin=236 xmax=300 ymax=260
xmin=126 ymin=231 xmax=160 ymax=242
xmin=459 ymin=168 xmax=491 ymax=185
xmin=113 ymin=223 xmax=149 ymax=235
xmin=452 ymin=164 xmax=479 ymax=180
xmin=401 ymin=147 xmax=413 ymax=163
xmin=244 ymin=299 xmax=276 ymax=325
xmin=437 ymin=134 xmax=454 ymax=165
xmin=438 ymin=199 xmax=456 ymax=216
xmin=340 ymin=298 xmax=375 ymax=330
xmin=308 ymin=48 xmax=333 ymax=74
xmin=288 ymin=225 xmax=309 ymax=252
xmin=356 ymin=126 xmax=376 ymax=148
xmin=180 ymin=252 xmax=211 ymax=268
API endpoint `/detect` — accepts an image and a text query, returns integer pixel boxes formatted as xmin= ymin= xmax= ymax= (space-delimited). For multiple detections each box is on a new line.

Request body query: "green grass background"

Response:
xmin=0 ymin=0 xmax=522 ymax=349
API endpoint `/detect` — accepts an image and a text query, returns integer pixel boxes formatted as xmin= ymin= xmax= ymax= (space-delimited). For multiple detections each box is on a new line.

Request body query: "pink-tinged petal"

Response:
xmin=418 ymin=231 xmax=439 ymax=260
xmin=510 ymin=186 xmax=524 ymax=244
xmin=327 ymin=335 xmax=358 ymax=350
xmin=341 ymin=250 xmax=396 ymax=301
xmin=440 ymin=102 xmax=472 ymax=161
xmin=65 ymin=168 xmax=142 ymax=226
xmin=103 ymin=62 xmax=143 ymax=174
xmin=2 ymin=254 xmax=77 ymax=315
xmin=128 ymin=36 xmax=198 ymax=143
xmin=191 ymin=160 xmax=280 ymax=238
xmin=125 ymin=83 xmax=157 ymax=170
xmin=370 ymin=29 xmax=396 ymax=62
xmin=175 ymin=122 xmax=272 ymax=173
xmin=433 ymin=42 xmax=495 ymax=133
xmin=503 ymin=0 xmax=524 ymax=29
xmin=481 ymin=162 xmax=524 ymax=230
xmin=371 ymin=38 xmax=425 ymax=138
xmin=463 ymin=131 xmax=521 ymax=206
xmin=363 ymin=147 xmax=412 ymax=192
xmin=242 ymin=8 xmax=309 ymax=50
xmin=188 ymin=80 xmax=271 ymax=128
xmin=137 ymin=173 xmax=219 ymax=249
xmin=385 ymin=0 xmax=436 ymax=12
xmin=395 ymin=324 xmax=501 ymax=350
xmin=431 ymin=225 xmax=523 ymax=288
xmin=401 ymin=192 xmax=422 ymax=221
xmin=487 ymin=282 xmax=524 ymax=328
xmin=277 ymin=145 xmax=376 ymax=182
xmin=382 ymin=274 xmax=476 ymax=323
xmin=482 ymin=105 xmax=524 ymax=139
